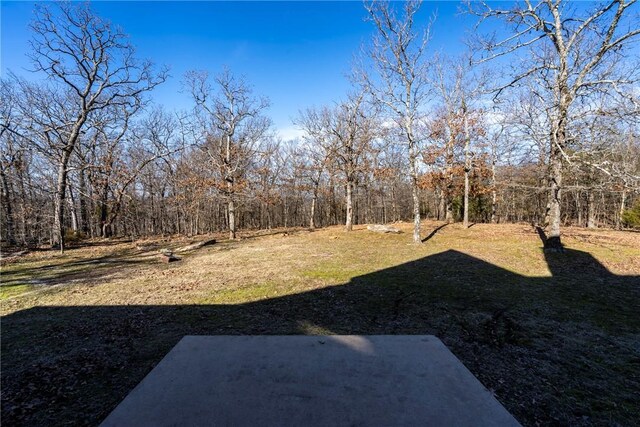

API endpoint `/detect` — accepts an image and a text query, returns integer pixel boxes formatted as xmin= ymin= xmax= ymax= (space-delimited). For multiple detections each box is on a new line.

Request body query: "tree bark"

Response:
xmin=546 ymin=138 xmax=563 ymax=250
xmin=345 ymin=179 xmax=354 ymax=231
xmin=78 ymin=170 xmax=90 ymax=235
xmin=391 ymin=185 xmax=398 ymax=222
xmin=463 ymin=171 xmax=470 ymax=228
xmin=0 ymin=166 xmax=15 ymax=245
xmin=68 ymin=187 xmax=78 ymax=234
xmin=617 ymin=189 xmax=627 ymax=229
xmin=462 ymin=103 xmax=471 ymax=228
xmin=576 ymin=190 xmax=583 ymax=226
xmin=445 ymin=196 xmax=454 ymax=223
xmin=53 ymin=149 xmax=73 ymax=253
xmin=408 ymin=142 xmax=421 ymax=243
xmin=587 ymin=190 xmax=596 ymax=229
xmin=309 ymin=196 xmax=316 ymax=229
xmin=228 ymin=198 xmax=236 ymax=239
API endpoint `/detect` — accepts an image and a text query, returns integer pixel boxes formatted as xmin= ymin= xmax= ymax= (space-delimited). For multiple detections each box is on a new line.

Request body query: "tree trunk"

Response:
xmin=102 ymin=222 xmax=112 ymax=238
xmin=310 ymin=185 xmax=318 ymax=229
xmin=68 ymin=188 xmax=78 ymax=233
xmin=78 ymin=170 xmax=90 ymax=235
xmin=391 ymin=185 xmax=398 ymax=222
xmin=576 ymin=190 xmax=583 ymax=226
xmin=462 ymin=104 xmax=471 ymax=229
xmin=490 ymin=170 xmax=498 ymax=225
xmin=617 ymin=189 xmax=627 ymax=229
xmin=99 ymin=197 xmax=108 ymax=238
xmin=463 ymin=171 xmax=470 ymax=228
xmin=54 ymin=150 xmax=73 ymax=253
xmin=228 ymin=198 xmax=236 ymax=239
xmin=437 ymin=189 xmax=445 ymax=221
xmin=445 ymin=196 xmax=454 ymax=224
xmin=408 ymin=142 xmax=421 ymax=243
xmin=18 ymin=167 xmax=29 ymax=245
xmin=546 ymin=134 xmax=563 ymax=250
xmin=380 ymin=186 xmax=387 ymax=224
xmin=67 ymin=197 xmax=78 ymax=234
xmin=587 ymin=190 xmax=596 ymax=229
xmin=330 ymin=177 xmax=338 ymax=225
xmin=345 ymin=179 xmax=354 ymax=231
xmin=0 ymin=166 xmax=15 ymax=245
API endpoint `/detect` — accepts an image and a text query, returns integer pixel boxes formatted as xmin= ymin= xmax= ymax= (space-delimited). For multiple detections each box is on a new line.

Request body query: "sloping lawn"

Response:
xmin=2 ymin=222 xmax=639 ymax=426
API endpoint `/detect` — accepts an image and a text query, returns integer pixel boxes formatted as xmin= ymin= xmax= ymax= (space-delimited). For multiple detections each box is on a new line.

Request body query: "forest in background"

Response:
xmin=1 ymin=0 xmax=639 ymax=252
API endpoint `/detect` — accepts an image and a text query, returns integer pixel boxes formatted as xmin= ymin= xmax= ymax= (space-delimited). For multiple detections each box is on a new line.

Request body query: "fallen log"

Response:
xmin=174 ymin=239 xmax=216 ymax=253
xmin=158 ymin=249 xmax=180 ymax=263
xmin=135 ymin=243 xmax=158 ymax=251
xmin=0 ymin=250 xmax=30 ymax=265
xmin=367 ymin=224 xmax=402 ymax=234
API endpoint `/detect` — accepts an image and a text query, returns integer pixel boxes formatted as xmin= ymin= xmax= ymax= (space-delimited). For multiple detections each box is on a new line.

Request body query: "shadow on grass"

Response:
xmin=421 ymin=223 xmax=449 ymax=242
xmin=1 ymin=252 xmax=158 ymax=289
xmin=2 ymin=249 xmax=639 ymax=426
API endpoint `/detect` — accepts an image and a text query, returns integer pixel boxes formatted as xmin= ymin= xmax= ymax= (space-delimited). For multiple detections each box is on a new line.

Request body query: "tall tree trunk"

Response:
xmin=330 ymin=177 xmax=337 ymax=225
xmin=228 ymin=198 xmax=236 ymax=239
xmin=462 ymin=103 xmax=471 ymax=228
xmin=78 ymin=170 xmax=90 ymax=235
xmin=54 ymin=150 xmax=73 ymax=253
xmin=380 ymin=186 xmax=387 ymax=224
xmin=391 ymin=185 xmax=398 ymax=222
xmin=408 ymin=141 xmax=421 ymax=243
xmin=491 ymin=175 xmax=497 ymax=224
xmin=617 ymin=189 xmax=627 ymax=229
xmin=345 ymin=179 xmax=354 ymax=231
xmin=0 ymin=166 xmax=15 ymax=245
xmin=99 ymin=193 xmax=109 ymax=237
xmin=310 ymin=182 xmax=319 ymax=229
xmin=445 ymin=196 xmax=454 ymax=223
xmin=545 ymin=64 xmax=571 ymax=251
xmin=576 ymin=190 xmax=583 ymax=226
xmin=18 ymin=167 xmax=29 ymax=245
xmin=309 ymin=196 xmax=316 ymax=229
xmin=283 ymin=196 xmax=289 ymax=229
xmin=546 ymin=133 xmax=564 ymax=250
xmin=68 ymin=187 xmax=78 ymax=233
xmin=463 ymin=171 xmax=470 ymax=228
xmin=587 ymin=190 xmax=596 ymax=229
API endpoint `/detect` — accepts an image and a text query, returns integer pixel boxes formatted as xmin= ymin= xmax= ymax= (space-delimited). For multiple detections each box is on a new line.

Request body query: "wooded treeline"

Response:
xmin=1 ymin=1 xmax=639 ymax=252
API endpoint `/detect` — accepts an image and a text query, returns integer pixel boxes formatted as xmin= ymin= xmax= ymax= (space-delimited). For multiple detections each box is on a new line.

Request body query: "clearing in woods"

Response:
xmin=1 ymin=222 xmax=639 ymax=426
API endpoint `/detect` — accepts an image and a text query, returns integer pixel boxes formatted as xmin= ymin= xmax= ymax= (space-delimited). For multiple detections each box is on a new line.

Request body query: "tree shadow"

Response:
xmin=67 ymin=239 xmax=134 ymax=249
xmin=534 ymin=225 xmax=566 ymax=252
xmin=2 ymin=249 xmax=639 ymax=426
xmin=421 ymin=223 xmax=449 ymax=242
xmin=1 ymin=252 xmax=159 ymax=290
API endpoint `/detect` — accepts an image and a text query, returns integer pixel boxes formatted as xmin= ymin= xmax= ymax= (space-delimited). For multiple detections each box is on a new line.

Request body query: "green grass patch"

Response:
xmin=0 ymin=284 xmax=33 ymax=300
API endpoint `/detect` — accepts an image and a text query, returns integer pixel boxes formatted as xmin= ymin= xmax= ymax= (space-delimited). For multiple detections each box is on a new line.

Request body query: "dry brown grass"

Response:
xmin=1 ymin=222 xmax=639 ymax=426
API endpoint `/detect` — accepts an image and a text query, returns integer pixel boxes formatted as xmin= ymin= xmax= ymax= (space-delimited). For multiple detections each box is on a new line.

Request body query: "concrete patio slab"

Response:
xmin=101 ymin=335 xmax=520 ymax=427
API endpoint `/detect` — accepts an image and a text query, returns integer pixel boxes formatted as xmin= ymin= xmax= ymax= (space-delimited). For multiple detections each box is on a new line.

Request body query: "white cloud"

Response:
xmin=277 ymin=126 xmax=305 ymax=141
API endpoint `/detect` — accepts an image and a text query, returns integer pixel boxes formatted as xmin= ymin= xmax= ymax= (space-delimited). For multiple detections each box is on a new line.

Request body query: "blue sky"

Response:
xmin=2 ymin=1 xmax=476 ymax=138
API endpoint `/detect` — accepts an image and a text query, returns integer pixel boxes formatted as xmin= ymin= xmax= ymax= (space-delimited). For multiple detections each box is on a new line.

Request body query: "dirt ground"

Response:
xmin=2 ymin=222 xmax=639 ymax=426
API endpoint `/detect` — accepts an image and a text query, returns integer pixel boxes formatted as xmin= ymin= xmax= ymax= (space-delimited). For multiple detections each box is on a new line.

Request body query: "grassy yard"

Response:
xmin=1 ymin=222 xmax=639 ymax=426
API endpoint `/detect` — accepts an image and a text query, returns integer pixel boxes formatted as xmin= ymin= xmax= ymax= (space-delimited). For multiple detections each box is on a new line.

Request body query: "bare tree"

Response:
xmin=296 ymin=92 xmax=377 ymax=231
xmin=430 ymin=54 xmax=487 ymax=227
xmin=471 ymin=0 xmax=640 ymax=249
xmin=288 ymin=138 xmax=328 ymax=230
xmin=360 ymin=0 xmax=433 ymax=243
xmin=185 ymin=68 xmax=272 ymax=239
xmin=6 ymin=2 xmax=166 ymax=252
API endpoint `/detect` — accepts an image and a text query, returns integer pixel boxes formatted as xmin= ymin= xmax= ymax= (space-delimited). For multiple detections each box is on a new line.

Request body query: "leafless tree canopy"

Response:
xmin=1 ymin=0 xmax=639 ymax=250
xmin=469 ymin=0 xmax=640 ymax=247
